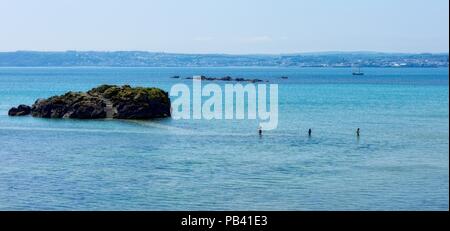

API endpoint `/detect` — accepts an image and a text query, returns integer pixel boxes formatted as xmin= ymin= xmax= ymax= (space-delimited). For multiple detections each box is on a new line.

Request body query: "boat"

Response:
xmin=352 ymin=66 xmax=364 ymax=76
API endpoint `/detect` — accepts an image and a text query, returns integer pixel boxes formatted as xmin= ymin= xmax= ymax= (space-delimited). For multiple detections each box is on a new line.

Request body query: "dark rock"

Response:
xmin=8 ymin=107 xmax=18 ymax=116
xmin=31 ymin=92 xmax=106 ymax=119
xmin=199 ymin=75 xmax=216 ymax=81
xmin=8 ymin=104 xmax=31 ymax=116
xmin=250 ymin=79 xmax=263 ymax=83
xmin=64 ymin=97 xmax=106 ymax=119
xmin=184 ymin=75 xmax=268 ymax=83
xmin=219 ymin=76 xmax=233 ymax=81
xmin=171 ymin=75 xmax=180 ymax=78
xmin=30 ymin=85 xmax=171 ymax=120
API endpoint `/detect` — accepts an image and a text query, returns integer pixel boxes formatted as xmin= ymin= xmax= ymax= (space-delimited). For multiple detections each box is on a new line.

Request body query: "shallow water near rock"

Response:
xmin=0 ymin=67 xmax=448 ymax=210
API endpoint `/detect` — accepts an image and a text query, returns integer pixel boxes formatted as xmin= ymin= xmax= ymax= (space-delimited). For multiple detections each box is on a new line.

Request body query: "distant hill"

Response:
xmin=0 ymin=51 xmax=448 ymax=67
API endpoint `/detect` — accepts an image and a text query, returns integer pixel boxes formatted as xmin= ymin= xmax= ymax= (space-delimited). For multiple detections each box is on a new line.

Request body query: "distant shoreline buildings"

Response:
xmin=0 ymin=51 xmax=448 ymax=67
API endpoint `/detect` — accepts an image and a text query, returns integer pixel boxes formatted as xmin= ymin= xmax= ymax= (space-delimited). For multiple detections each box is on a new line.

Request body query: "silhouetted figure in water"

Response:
xmin=258 ymin=126 xmax=263 ymax=136
xmin=356 ymin=128 xmax=360 ymax=137
xmin=308 ymin=128 xmax=312 ymax=137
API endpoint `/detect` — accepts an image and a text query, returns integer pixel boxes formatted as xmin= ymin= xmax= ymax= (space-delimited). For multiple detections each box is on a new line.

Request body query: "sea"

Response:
xmin=0 ymin=67 xmax=448 ymax=210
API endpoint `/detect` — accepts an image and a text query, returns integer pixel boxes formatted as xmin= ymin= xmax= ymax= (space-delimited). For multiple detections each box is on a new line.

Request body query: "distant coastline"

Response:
xmin=0 ymin=51 xmax=448 ymax=68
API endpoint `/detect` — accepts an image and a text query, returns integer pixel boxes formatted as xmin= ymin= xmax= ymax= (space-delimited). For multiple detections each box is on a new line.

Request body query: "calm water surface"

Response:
xmin=0 ymin=67 xmax=448 ymax=210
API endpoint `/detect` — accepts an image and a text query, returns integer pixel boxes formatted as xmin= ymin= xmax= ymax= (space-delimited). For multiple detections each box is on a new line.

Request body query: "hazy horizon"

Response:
xmin=0 ymin=0 xmax=448 ymax=54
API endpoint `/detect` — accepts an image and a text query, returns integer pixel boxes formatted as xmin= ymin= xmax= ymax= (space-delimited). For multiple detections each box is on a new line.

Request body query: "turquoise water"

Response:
xmin=0 ymin=67 xmax=448 ymax=210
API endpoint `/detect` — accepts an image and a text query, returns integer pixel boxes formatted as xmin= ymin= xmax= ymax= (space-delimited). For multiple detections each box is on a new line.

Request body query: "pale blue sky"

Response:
xmin=0 ymin=0 xmax=448 ymax=54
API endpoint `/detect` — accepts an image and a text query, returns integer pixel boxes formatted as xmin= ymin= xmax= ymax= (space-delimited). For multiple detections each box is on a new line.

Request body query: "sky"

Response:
xmin=0 ymin=0 xmax=448 ymax=54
